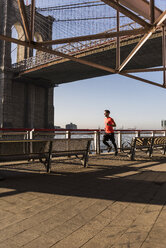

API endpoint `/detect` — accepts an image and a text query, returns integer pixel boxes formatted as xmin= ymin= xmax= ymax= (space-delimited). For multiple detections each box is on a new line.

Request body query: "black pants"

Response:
xmin=103 ymin=133 xmax=117 ymax=151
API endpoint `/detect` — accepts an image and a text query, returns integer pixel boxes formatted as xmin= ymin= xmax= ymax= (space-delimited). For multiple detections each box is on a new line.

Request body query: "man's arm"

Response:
xmin=111 ymin=118 xmax=116 ymax=127
xmin=107 ymin=118 xmax=116 ymax=127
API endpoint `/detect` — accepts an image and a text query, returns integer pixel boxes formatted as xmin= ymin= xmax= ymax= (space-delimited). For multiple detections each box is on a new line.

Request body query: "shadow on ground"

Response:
xmin=0 ymin=154 xmax=166 ymax=206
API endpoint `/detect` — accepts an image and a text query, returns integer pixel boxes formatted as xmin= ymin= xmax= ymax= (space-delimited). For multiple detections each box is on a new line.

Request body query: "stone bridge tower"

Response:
xmin=0 ymin=0 xmax=54 ymax=128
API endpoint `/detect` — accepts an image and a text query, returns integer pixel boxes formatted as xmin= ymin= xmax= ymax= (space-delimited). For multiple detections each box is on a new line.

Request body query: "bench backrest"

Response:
xmin=0 ymin=132 xmax=27 ymax=140
xmin=0 ymin=140 xmax=50 ymax=156
xmin=0 ymin=139 xmax=91 ymax=156
xmin=33 ymin=132 xmax=55 ymax=140
xmin=132 ymin=137 xmax=153 ymax=149
xmin=51 ymin=139 xmax=91 ymax=153
xmin=153 ymin=136 xmax=166 ymax=146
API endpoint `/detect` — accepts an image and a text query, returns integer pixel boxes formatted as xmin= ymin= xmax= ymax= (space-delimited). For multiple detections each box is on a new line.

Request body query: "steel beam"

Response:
xmin=116 ymin=0 xmax=120 ymax=69
xmin=0 ymin=34 xmax=116 ymax=74
xmin=123 ymin=68 xmax=165 ymax=73
xmin=121 ymin=73 xmax=165 ymax=89
xmin=118 ymin=30 xmax=154 ymax=72
xmin=150 ymin=0 xmax=155 ymax=24
xmin=118 ymin=11 xmax=166 ymax=72
xmin=119 ymin=0 xmax=162 ymax=21
xmin=156 ymin=11 xmax=166 ymax=26
xmin=40 ymin=28 xmax=148 ymax=46
xmin=30 ymin=0 xmax=35 ymax=41
xmin=17 ymin=0 xmax=31 ymax=42
xmin=162 ymin=25 xmax=166 ymax=87
xmin=100 ymin=0 xmax=151 ymax=28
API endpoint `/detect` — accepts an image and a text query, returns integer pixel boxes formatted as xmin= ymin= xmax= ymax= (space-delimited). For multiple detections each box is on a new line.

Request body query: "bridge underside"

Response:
xmin=16 ymin=35 xmax=162 ymax=86
xmin=0 ymin=0 xmax=165 ymax=130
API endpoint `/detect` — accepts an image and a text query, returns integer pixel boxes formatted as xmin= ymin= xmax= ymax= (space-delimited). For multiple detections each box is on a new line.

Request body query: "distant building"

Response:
xmin=54 ymin=125 xmax=61 ymax=129
xmin=66 ymin=123 xmax=77 ymax=129
xmin=161 ymin=120 xmax=166 ymax=129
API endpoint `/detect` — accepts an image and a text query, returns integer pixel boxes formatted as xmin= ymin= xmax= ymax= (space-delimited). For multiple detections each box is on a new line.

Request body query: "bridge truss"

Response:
xmin=0 ymin=0 xmax=166 ymax=88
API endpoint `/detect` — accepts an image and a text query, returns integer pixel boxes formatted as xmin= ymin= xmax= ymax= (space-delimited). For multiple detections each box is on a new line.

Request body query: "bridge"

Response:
xmin=0 ymin=0 xmax=166 ymax=128
xmin=12 ymin=24 xmax=162 ymax=86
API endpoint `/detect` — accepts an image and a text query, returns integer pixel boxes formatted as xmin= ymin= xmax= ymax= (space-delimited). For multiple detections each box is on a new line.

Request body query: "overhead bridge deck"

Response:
xmin=14 ymin=31 xmax=162 ymax=87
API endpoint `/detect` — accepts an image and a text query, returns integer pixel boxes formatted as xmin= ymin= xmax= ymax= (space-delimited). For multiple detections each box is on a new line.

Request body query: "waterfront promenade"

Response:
xmin=0 ymin=153 xmax=166 ymax=248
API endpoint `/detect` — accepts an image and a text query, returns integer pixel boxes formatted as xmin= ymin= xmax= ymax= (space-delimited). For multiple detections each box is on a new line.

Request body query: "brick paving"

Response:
xmin=0 ymin=153 xmax=166 ymax=248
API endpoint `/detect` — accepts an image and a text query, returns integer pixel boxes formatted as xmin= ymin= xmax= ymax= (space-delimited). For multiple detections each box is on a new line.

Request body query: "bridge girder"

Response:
xmin=119 ymin=0 xmax=162 ymax=22
xmin=0 ymin=0 xmax=166 ymax=88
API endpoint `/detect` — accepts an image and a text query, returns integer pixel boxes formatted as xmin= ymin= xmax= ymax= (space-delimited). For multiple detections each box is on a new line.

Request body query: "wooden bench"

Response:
xmin=122 ymin=136 xmax=166 ymax=160
xmin=152 ymin=136 xmax=166 ymax=155
xmin=50 ymin=139 xmax=92 ymax=169
xmin=0 ymin=140 xmax=51 ymax=172
xmin=0 ymin=138 xmax=92 ymax=173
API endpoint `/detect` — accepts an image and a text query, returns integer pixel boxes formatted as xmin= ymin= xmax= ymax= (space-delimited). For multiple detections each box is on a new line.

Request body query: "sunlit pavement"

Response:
xmin=0 ymin=153 xmax=166 ymax=248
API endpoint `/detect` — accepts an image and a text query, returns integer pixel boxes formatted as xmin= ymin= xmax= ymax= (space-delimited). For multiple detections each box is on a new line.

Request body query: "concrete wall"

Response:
xmin=0 ymin=0 xmax=54 ymax=128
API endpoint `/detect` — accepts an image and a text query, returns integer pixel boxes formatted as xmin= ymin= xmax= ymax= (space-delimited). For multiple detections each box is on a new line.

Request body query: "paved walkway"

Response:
xmin=0 ymin=153 xmax=166 ymax=248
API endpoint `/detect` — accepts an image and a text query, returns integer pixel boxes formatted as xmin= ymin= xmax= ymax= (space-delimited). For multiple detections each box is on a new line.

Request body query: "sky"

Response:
xmin=54 ymin=70 xmax=166 ymax=130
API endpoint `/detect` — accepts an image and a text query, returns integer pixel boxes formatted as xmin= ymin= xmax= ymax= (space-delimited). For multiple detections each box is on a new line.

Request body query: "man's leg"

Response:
xmin=103 ymin=133 xmax=112 ymax=151
xmin=110 ymin=133 xmax=118 ymax=155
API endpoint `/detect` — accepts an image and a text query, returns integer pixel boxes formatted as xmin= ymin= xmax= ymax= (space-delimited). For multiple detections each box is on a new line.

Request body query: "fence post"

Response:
xmin=29 ymin=129 xmax=34 ymax=155
xmin=135 ymin=130 xmax=140 ymax=137
xmin=66 ymin=130 xmax=71 ymax=139
xmin=162 ymin=130 xmax=166 ymax=136
xmin=117 ymin=131 xmax=122 ymax=151
xmin=151 ymin=131 xmax=155 ymax=137
xmin=94 ymin=130 xmax=100 ymax=154
xmin=28 ymin=129 xmax=34 ymax=140
xmin=26 ymin=131 xmax=29 ymax=140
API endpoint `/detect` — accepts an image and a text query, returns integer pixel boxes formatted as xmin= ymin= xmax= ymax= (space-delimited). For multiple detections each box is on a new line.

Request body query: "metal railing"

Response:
xmin=0 ymin=128 xmax=166 ymax=154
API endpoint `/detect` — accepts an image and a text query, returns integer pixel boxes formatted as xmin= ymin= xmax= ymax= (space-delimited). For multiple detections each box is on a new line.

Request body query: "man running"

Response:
xmin=103 ymin=109 xmax=118 ymax=156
